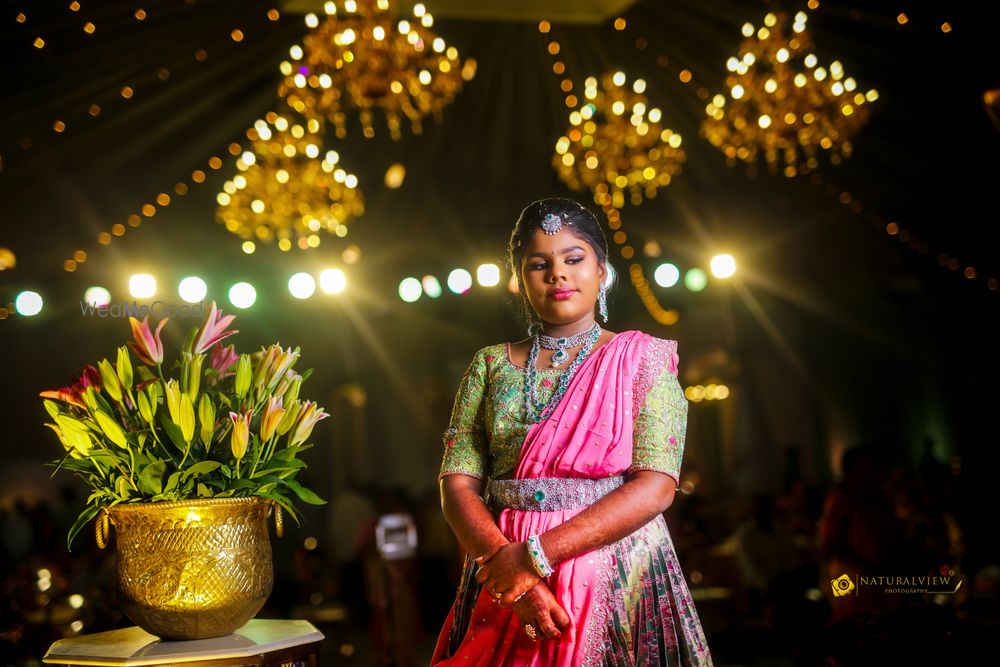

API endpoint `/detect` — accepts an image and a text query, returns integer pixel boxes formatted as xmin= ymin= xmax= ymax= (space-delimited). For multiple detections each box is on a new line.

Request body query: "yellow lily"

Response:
xmin=198 ymin=394 xmax=216 ymax=445
xmin=260 ymin=396 xmax=285 ymax=443
xmin=229 ymin=411 xmax=251 ymax=461
xmin=179 ymin=394 xmax=195 ymax=444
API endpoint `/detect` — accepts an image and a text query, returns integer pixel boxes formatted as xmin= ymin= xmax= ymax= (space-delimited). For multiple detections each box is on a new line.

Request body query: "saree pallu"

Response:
xmin=431 ymin=331 xmax=712 ymax=666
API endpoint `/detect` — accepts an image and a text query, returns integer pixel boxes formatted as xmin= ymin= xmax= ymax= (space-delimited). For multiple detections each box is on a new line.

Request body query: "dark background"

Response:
xmin=2 ymin=0 xmax=999 ymax=664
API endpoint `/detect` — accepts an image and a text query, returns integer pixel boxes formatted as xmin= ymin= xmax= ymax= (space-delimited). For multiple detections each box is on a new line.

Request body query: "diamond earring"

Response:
xmin=598 ymin=283 xmax=609 ymax=323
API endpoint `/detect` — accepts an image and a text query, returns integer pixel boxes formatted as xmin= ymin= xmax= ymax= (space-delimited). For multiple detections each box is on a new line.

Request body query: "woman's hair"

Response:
xmin=507 ymin=197 xmax=613 ymax=329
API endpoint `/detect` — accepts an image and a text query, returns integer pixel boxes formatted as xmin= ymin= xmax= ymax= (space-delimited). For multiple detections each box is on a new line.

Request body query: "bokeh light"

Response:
xmin=178 ymin=276 xmax=208 ymax=303
xmin=229 ymin=282 xmax=257 ymax=309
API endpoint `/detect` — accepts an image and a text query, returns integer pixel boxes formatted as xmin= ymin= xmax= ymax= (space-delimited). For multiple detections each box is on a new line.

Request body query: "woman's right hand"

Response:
xmin=511 ymin=583 xmax=570 ymax=640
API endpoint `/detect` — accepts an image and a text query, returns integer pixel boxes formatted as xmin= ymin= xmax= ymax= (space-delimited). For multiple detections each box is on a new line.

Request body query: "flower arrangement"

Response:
xmin=40 ymin=302 xmax=329 ymax=548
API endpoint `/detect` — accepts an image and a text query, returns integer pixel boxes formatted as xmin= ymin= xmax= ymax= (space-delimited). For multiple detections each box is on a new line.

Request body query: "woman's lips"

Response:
xmin=549 ymin=289 xmax=576 ymax=300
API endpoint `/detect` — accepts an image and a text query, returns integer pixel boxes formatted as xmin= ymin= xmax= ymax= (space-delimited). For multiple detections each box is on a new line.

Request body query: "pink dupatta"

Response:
xmin=432 ymin=330 xmax=656 ymax=666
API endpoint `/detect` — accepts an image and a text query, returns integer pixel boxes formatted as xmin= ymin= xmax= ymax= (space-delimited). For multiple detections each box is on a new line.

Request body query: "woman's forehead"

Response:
xmin=523 ymin=227 xmax=590 ymax=254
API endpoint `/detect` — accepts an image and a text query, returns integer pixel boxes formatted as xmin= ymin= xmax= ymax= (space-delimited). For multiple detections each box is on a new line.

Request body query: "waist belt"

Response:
xmin=487 ymin=475 xmax=624 ymax=512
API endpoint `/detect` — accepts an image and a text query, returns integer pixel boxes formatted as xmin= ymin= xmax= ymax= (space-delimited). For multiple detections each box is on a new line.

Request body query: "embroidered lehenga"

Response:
xmin=432 ymin=330 xmax=713 ymax=666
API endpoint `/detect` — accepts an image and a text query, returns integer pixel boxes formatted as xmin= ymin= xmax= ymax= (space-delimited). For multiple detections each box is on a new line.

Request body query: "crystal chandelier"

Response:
xmin=215 ymin=112 xmax=364 ymax=251
xmin=554 ymin=72 xmax=686 ymax=210
xmin=702 ymin=11 xmax=878 ymax=177
xmin=277 ymin=0 xmax=475 ymax=140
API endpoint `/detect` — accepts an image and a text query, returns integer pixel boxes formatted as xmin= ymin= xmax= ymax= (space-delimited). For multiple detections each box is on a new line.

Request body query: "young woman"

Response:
xmin=431 ymin=198 xmax=713 ymax=666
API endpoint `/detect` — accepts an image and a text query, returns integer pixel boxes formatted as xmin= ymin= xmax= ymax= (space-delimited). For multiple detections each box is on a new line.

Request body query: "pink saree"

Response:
xmin=432 ymin=330 xmax=712 ymax=666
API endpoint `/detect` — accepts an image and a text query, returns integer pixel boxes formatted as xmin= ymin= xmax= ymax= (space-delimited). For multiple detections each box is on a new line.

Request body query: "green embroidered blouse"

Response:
xmin=439 ymin=339 xmax=687 ymax=483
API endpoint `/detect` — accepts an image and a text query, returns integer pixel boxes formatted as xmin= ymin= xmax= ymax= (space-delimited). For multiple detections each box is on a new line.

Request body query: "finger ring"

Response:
xmin=523 ymin=624 xmax=538 ymax=641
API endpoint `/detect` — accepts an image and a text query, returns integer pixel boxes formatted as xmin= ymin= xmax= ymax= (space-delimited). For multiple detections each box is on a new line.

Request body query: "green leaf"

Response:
xmin=197 ymin=482 xmax=213 ymax=498
xmin=43 ymin=400 xmax=63 ymax=420
xmin=67 ymin=504 xmax=102 ymax=552
xmin=256 ymin=490 xmax=301 ymax=525
xmin=158 ymin=411 xmax=187 ymax=452
xmin=181 ymin=461 xmax=222 ymax=481
xmin=284 ymin=479 xmax=326 ymax=505
xmin=229 ymin=478 xmax=259 ymax=491
xmin=164 ymin=471 xmax=181 ymax=493
xmin=138 ymin=460 xmax=167 ymax=495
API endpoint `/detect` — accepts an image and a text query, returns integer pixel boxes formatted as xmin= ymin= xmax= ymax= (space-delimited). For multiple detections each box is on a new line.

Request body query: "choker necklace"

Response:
xmin=539 ymin=322 xmax=602 ymax=368
xmin=523 ymin=323 xmax=602 ymax=423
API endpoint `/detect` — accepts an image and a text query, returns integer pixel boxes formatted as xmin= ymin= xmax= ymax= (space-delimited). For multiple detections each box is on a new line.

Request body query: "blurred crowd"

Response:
xmin=2 ymin=441 xmax=997 ymax=666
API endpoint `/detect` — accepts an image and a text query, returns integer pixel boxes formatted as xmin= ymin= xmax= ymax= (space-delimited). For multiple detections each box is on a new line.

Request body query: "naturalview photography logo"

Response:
xmin=831 ymin=567 xmax=964 ymax=597
xmin=80 ymin=300 xmax=205 ymax=318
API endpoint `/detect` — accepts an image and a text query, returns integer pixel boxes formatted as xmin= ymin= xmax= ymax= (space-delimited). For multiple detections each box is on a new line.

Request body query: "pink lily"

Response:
xmin=209 ymin=343 xmax=239 ymax=378
xmin=129 ymin=316 xmax=168 ymax=365
xmin=193 ymin=301 xmax=237 ymax=355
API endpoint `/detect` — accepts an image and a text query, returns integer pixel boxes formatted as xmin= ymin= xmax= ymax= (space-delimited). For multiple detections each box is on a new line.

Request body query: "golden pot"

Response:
xmin=98 ymin=497 xmax=282 ymax=640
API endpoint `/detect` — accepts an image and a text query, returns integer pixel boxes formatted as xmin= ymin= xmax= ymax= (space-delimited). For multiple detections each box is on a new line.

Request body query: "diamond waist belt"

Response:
xmin=487 ymin=475 xmax=624 ymax=512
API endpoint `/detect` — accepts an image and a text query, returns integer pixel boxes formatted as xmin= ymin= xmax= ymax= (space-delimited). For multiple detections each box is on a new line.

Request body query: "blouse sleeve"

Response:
xmin=629 ymin=341 xmax=687 ymax=485
xmin=438 ymin=348 xmax=490 ymax=480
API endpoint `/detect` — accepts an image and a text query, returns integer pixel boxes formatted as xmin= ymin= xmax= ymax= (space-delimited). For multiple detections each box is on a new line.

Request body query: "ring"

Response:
xmin=523 ymin=624 xmax=538 ymax=641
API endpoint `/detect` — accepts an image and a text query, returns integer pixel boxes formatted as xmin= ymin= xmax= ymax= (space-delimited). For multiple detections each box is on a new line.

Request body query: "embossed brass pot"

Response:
xmin=97 ymin=497 xmax=282 ymax=640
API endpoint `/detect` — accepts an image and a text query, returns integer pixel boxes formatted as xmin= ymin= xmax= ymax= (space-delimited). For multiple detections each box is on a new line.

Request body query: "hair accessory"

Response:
xmin=540 ymin=212 xmax=567 ymax=235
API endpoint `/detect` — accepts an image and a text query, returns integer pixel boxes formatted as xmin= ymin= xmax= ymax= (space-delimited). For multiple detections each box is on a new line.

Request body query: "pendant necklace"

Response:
xmin=539 ymin=323 xmax=601 ymax=368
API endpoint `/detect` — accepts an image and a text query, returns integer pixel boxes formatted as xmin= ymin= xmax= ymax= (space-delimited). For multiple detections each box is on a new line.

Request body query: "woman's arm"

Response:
xmin=442 ymin=474 xmax=571 ymax=640
xmin=476 ymin=470 xmax=676 ymax=606
xmin=440 ymin=473 xmax=510 ymax=558
xmin=539 ymin=470 xmax=676 ymax=564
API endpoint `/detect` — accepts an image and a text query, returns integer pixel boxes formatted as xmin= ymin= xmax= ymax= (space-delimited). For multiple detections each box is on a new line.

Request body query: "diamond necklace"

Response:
xmin=539 ymin=322 xmax=602 ymax=368
xmin=522 ymin=323 xmax=602 ymax=423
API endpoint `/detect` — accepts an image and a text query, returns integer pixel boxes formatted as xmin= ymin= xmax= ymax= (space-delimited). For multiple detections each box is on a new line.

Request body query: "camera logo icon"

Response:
xmin=831 ymin=573 xmax=855 ymax=597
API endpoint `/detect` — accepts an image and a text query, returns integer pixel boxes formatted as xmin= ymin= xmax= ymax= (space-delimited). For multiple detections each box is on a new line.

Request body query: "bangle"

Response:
xmin=526 ymin=534 xmax=554 ymax=577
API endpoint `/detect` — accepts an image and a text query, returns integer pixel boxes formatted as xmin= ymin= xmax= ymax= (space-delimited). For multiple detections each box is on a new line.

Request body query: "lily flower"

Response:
xmin=40 ymin=365 xmax=101 ymax=410
xmin=193 ymin=301 xmax=237 ymax=355
xmin=129 ymin=315 xmax=168 ymax=365
xmin=260 ymin=396 xmax=285 ymax=443
xmin=289 ymin=401 xmax=330 ymax=447
xmin=229 ymin=410 xmax=251 ymax=460
xmin=209 ymin=343 xmax=238 ymax=379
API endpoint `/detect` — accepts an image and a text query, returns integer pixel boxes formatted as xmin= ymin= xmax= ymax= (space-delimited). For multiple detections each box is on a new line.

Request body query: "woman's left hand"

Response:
xmin=475 ymin=541 xmax=541 ymax=607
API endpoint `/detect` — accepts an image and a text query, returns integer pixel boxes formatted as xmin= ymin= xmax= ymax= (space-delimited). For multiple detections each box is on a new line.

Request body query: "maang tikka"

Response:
xmin=541 ymin=212 xmax=569 ymax=235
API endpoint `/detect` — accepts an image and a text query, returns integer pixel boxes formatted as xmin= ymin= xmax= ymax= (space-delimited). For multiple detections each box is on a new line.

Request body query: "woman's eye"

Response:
xmin=567 ymin=257 xmax=583 ymax=264
xmin=528 ymin=263 xmax=545 ymax=270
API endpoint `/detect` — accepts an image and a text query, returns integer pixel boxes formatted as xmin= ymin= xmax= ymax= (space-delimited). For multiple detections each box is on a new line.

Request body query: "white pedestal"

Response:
xmin=43 ymin=619 xmax=324 ymax=667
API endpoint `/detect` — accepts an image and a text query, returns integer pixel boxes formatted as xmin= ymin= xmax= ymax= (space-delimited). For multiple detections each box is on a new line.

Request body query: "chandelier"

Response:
xmin=215 ymin=112 xmax=364 ymax=251
xmin=277 ymin=0 xmax=475 ymax=140
xmin=554 ymin=72 xmax=686 ymax=210
xmin=702 ymin=11 xmax=878 ymax=177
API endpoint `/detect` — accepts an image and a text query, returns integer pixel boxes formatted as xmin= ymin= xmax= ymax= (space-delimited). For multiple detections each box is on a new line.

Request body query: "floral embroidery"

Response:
xmin=541 ymin=377 xmax=553 ymax=388
xmin=629 ymin=338 xmax=687 ymax=481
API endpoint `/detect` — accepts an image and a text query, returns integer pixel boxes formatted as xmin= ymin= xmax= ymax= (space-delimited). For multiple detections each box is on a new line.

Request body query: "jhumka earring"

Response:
xmin=598 ymin=283 xmax=609 ymax=323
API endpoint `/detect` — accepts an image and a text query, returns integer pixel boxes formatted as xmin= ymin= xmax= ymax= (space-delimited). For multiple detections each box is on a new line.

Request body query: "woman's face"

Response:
xmin=519 ymin=226 xmax=606 ymax=328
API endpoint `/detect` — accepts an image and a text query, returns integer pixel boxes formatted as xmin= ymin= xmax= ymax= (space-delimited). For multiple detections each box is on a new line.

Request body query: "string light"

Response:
xmin=63 ymin=148 xmax=241 ymax=270
xmin=9 ymin=8 xmax=285 ymax=167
